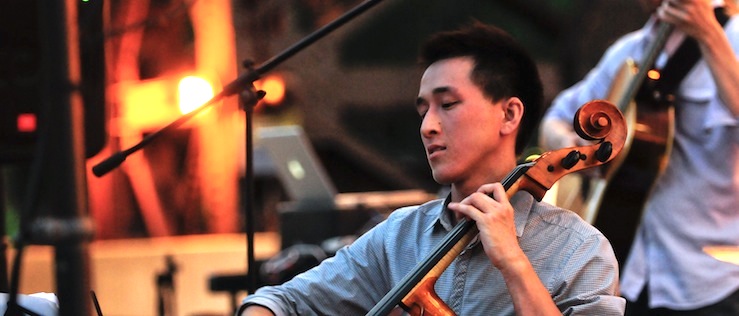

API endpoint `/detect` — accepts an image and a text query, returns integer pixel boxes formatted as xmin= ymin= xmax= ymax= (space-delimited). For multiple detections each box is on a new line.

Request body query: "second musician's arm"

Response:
xmin=659 ymin=0 xmax=739 ymax=115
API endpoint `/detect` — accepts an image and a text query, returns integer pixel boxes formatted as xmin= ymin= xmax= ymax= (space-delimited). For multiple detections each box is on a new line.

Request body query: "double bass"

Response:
xmin=368 ymin=99 xmax=627 ymax=315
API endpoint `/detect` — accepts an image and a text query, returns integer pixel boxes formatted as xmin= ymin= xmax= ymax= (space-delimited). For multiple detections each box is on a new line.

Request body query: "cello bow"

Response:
xmin=367 ymin=99 xmax=627 ymax=316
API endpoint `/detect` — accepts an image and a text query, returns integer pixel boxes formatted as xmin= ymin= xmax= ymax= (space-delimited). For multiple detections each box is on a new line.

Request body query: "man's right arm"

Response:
xmin=236 ymin=213 xmax=397 ymax=315
xmin=540 ymin=26 xmax=645 ymax=152
xmin=239 ymin=304 xmax=275 ymax=316
xmin=539 ymin=117 xmax=585 ymax=151
xmin=539 ymin=79 xmax=607 ymax=152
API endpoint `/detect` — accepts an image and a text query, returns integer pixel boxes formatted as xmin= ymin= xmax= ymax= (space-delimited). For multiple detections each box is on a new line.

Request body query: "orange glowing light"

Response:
xmin=178 ymin=76 xmax=214 ymax=114
xmin=256 ymin=74 xmax=286 ymax=105
xmin=119 ymin=79 xmax=175 ymax=132
xmin=647 ymin=69 xmax=661 ymax=80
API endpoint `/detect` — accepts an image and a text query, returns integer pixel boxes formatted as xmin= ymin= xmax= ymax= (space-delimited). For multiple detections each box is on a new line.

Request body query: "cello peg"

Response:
xmin=561 ymin=150 xmax=581 ymax=169
xmin=595 ymin=141 xmax=613 ymax=162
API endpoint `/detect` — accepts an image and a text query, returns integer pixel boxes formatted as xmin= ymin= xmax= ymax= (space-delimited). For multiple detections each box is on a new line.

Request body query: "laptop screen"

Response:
xmin=256 ymin=125 xmax=337 ymax=211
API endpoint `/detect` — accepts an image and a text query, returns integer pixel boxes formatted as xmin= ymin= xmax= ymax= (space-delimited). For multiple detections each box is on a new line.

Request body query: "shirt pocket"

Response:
xmin=676 ymin=62 xmax=738 ymax=131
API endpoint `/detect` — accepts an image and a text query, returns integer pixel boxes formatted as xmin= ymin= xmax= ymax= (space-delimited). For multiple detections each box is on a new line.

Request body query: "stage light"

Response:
xmin=178 ymin=76 xmax=214 ymax=114
xmin=119 ymin=74 xmax=216 ymax=132
xmin=647 ymin=69 xmax=661 ymax=80
xmin=255 ymin=74 xmax=286 ymax=106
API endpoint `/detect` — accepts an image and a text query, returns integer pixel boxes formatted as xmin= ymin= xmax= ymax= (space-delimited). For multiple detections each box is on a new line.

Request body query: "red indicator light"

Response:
xmin=17 ymin=113 xmax=37 ymax=133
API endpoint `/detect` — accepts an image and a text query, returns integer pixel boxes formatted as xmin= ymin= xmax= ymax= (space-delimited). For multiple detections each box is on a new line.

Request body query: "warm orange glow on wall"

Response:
xmin=118 ymin=75 xmax=217 ymax=132
xmin=119 ymin=78 xmax=179 ymax=132
xmin=178 ymin=76 xmax=214 ymax=114
xmin=255 ymin=74 xmax=286 ymax=105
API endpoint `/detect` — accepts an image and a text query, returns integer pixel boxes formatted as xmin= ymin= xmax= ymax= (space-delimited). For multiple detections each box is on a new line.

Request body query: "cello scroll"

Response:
xmin=517 ymin=99 xmax=627 ymax=200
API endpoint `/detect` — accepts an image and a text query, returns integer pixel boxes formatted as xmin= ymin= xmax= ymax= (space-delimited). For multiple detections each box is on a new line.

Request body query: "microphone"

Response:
xmin=91 ymin=151 xmax=127 ymax=177
xmin=90 ymin=90 xmax=224 ymax=177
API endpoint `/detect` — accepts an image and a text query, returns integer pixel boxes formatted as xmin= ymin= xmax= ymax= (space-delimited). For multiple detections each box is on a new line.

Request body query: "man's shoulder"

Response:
xmin=528 ymin=200 xmax=606 ymax=242
xmin=384 ymin=198 xmax=444 ymax=223
xmin=523 ymin=200 xmax=619 ymax=276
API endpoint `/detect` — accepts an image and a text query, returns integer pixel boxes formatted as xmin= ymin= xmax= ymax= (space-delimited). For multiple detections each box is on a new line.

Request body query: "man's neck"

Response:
xmin=450 ymin=167 xmax=517 ymax=202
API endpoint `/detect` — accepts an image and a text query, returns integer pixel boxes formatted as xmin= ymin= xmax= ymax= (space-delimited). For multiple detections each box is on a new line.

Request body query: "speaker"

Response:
xmin=0 ymin=0 xmax=106 ymax=163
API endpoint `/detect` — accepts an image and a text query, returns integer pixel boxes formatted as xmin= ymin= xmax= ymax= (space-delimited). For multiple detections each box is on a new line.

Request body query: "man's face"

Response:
xmin=415 ymin=57 xmax=509 ymax=186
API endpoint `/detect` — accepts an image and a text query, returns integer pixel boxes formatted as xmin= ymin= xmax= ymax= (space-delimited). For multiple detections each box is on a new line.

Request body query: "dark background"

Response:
xmin=0 ymin=0 xmax=649 ymax=237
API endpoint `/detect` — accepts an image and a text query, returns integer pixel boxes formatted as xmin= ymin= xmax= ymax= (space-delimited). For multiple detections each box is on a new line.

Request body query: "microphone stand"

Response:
xmin=93 ymin=0 xmax=387 ymax=298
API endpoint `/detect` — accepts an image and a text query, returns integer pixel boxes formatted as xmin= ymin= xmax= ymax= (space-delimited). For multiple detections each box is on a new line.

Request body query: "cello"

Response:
xmin=367 ymin=99 xmax=627 ymax=316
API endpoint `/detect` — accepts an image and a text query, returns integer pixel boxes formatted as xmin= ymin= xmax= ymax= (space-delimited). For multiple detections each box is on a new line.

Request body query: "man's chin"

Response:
xmin=431 ymin=172 xmax=455 ymax=186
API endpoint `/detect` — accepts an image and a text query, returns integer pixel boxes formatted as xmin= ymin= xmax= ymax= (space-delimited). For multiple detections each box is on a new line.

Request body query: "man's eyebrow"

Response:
xmin=432 ymin=86 xmax=452 ymax=95
xmin=416 ymin=86 xmax=453 ymax=106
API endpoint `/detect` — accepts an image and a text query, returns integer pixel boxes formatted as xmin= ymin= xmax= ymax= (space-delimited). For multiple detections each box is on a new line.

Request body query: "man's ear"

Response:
xmin=500 ymin=97 xmax=523 ymax=136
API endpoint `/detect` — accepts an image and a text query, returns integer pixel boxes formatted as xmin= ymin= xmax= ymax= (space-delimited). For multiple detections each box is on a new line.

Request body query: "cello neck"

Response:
xmin=365 ymin=164 xmax=533 ymax=316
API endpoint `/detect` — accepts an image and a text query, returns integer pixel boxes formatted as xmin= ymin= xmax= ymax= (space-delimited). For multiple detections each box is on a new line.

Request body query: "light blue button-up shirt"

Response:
xmin=544 ymin=10 xmax=739 ymax=309
xmin=240 ymin=192 xmax=624 ymax=315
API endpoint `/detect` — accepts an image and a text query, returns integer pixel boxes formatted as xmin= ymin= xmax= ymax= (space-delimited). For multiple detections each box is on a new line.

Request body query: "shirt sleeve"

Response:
xmin=553 ymin=233 xmax=626 ymax=316
xmin=545 ymin=30 xmax=645 ymax=123
xmin=239 ymin=217 xmax=392 ymax=316
xmin=699 ymin=16 xmax=739 ymax=129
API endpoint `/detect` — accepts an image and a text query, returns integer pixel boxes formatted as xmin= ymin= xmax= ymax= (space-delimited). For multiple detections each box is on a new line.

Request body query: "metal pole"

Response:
xmin=30 ymin=1 xmax=93 ymax=315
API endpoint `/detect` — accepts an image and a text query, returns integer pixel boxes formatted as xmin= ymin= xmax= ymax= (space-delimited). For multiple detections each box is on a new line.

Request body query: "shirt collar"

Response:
xmin=432 ymin=194 xmax=454 ymax=232
xmin=511 ymin=192 xmax=535 ymax=237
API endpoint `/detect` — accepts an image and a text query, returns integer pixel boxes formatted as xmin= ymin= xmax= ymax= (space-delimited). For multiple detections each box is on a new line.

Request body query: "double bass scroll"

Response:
xmin=367 ymin=99 xmax=627 ymax=316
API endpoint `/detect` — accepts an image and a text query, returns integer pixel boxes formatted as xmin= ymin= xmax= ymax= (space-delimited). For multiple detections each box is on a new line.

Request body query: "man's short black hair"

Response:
xmin=419 ymin=22 xmax=544 ymax=155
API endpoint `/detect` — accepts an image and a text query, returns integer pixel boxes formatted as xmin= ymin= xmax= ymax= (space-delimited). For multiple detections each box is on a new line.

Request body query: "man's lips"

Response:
xmin=427 ymin=144 xmax=446 ymax=156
